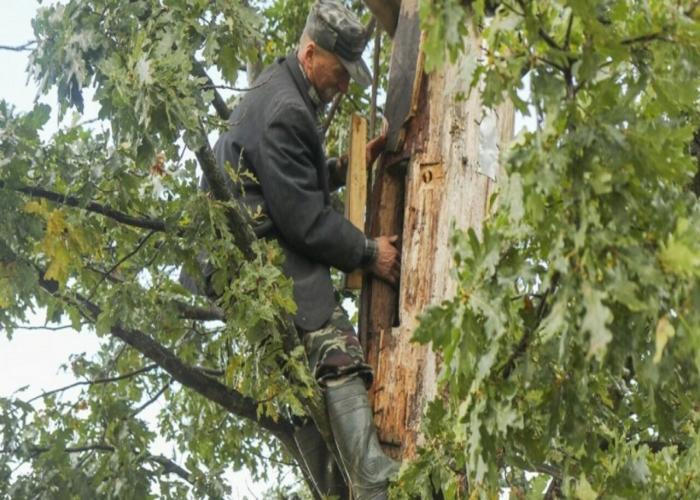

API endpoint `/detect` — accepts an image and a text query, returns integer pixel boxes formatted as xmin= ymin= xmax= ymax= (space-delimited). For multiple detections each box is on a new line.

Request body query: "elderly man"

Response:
xmin=211 ymin=1 xmax=400 ymax=498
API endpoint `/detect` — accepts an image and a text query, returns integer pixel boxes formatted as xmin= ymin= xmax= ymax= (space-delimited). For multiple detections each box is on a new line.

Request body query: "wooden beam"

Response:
xmin=345 ymin=114 xmax=368 ymax=290
xmin=363 ymin=0 xmax=401 ymax=37
xmin=383 ymin=0 xmax=423 ymax=154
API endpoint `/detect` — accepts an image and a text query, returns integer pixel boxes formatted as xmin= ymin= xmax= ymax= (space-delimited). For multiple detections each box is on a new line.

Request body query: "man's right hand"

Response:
xmin=370 ymin=235 xmax=401 ymax=285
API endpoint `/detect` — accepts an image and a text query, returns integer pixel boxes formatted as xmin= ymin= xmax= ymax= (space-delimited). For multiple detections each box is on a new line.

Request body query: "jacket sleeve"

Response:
xmin=255 ymin=103 xmax=366 ymax=273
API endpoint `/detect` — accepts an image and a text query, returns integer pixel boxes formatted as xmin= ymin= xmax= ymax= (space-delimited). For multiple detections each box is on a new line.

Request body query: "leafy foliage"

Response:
xmin=3 ymin=0 xmax=700 ymax=498
xmin=399 ymin=0 xmax=700 ymax=497
xmin=0 ymin=0 xmax=328 ymax=496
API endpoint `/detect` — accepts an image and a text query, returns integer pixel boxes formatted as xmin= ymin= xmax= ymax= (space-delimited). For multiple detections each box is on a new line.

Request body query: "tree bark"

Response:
xmin=360 ymin=8 xmax=515 ymax=459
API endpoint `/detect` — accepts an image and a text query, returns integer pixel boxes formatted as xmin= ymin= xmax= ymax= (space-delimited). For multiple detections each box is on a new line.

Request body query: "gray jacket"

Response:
xmin=211 ymin=53 xmax=367 ymax=330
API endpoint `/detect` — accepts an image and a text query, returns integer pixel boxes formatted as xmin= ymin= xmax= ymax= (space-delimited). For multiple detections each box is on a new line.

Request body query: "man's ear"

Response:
xmin=299 ymin=41 xmax=315 ymax=66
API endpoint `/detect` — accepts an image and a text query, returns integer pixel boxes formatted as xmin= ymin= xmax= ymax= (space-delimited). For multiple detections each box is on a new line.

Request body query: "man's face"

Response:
xmin=308 ymin=45 xmax=350 ymax=103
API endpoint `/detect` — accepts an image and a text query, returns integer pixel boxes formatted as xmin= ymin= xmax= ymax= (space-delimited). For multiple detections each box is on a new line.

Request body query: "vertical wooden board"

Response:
xmin=384 ymin=0 xmax=422 ymax=153
xmin=345 ymin=114 xmax=367 ymax=290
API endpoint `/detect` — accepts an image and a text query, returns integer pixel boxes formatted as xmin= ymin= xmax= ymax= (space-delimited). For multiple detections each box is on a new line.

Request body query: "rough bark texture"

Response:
xmin=361 ymin=18 xmax=515 ymax=459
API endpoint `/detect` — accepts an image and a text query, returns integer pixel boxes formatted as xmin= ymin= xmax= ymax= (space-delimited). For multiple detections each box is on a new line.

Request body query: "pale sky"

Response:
xmin=0 ymin=1 xmax=102 ymax=399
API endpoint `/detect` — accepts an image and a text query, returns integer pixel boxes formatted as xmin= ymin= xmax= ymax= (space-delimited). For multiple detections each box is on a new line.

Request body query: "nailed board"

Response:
xmin=345 ymin=114 xmax=367 ymax=290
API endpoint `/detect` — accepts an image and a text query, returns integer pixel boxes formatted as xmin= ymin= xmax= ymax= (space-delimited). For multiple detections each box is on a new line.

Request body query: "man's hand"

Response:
xmin=370 ymin=235 xmax=401 ymax=285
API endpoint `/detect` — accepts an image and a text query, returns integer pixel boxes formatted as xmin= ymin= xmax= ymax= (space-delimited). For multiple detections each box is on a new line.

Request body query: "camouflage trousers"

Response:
xmin=299 ymin=306 xmax=373 ymax=387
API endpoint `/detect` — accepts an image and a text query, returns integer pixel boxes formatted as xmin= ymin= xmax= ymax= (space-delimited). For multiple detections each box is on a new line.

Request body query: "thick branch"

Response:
xmin=193 ymin=131 xmax=257 ymax=261
xmin=146 ymin=454 xmax=193 ymax=484
xmin=171 ymin=300 xmax=225 ymax=322
xmin=37 ymin=275 xmax=295 ymax=448
xmin=3 ymin=181 xmax=167 ymax=232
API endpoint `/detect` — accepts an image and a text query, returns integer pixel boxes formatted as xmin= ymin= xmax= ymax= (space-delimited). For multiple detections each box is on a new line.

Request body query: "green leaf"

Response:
xmin=574 ymin=474 xmax=598 ymax=500
xmin=582 ymin=285 xmax=613 ymax=361
xmin=653 ymin=315 xmax=675 ymax=364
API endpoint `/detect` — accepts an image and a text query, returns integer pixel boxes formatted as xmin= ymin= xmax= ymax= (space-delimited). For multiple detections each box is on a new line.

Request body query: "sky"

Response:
xmin=0 ymin=2 xmax=278 ymax=497
xmin=0 ymin=2 xmax=101 ymax=399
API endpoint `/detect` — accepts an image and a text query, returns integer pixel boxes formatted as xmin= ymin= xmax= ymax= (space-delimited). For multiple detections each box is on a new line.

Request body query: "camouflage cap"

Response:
xmin=304 ymin=0 xmax=372 ymax=87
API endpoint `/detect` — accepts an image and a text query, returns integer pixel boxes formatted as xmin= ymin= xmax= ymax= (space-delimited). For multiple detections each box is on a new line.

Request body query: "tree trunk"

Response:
xmin=360 ymin=5 xmax=515 ymax=459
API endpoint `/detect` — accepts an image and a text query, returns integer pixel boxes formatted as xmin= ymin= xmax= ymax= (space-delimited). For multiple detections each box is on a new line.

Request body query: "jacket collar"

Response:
xmin=284 ymin=53 xmax=324 ymax=117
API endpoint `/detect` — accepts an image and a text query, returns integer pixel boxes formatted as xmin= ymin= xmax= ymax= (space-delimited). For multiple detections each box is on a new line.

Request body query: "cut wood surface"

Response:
xmin=345 ymin=114 xmax=368 ymax=290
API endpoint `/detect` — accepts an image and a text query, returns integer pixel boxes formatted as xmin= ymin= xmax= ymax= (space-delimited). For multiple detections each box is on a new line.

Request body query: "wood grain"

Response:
xmin=345 ymin=114 xmax=368 ymax=290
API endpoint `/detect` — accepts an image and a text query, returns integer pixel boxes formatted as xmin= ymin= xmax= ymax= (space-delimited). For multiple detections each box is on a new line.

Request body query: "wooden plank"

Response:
xmin=383 ymin=0 xmax=422 ymax=153
xmin=359 ymin=0 xmax=423 ymax=361
xmin=345 ymin=114 xmax=367 ymax=290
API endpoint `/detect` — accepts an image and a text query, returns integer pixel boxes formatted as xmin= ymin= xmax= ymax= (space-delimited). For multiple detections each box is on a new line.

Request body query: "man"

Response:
xmin=211 ymin=1 xmax=400 ymax=498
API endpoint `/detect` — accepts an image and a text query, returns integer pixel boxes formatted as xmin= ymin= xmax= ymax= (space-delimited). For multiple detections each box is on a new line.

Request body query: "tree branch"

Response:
xmin=685 ymin=1 xmax=700 ymax=16
xmin=0 ymin=41 xmax=36 ymax=52
xmin=621 ymin=32 xmax=670 ymax=45
xmin=192 ymin=61 xmax=231 ymax=121
xmin=171 ymin=300 xmax=225 ymax=322
xmin=3 ymin=181 xmax=167 ymax=232
xmin=88 ymin=230 xmax=158 ymax=301
xmin=145 ymin=454 xmax=193 ymax=484
xmin=18 ymin=443 xmax=194 ymax=484
xmin=12 ymin=323 xmax=83 ymax=331
xmin=193 ymin=129 xmax=257 ymax=261
xmin=538 ymin=27 xmax=563 ymax=51
xmin=84 ymin=264 xmax=225 ymax=322
xmin=322 ymin=94 xmax=344 ymax=134
xmin=131 ymin=379 xmax=172 ymax=417
xmin=26 ymin=364 xmax=159 ymax=403
xmin=201 ymin=77 xmax=272 ymax=94
xmin=502 ymin=273 xmax=561 ymax=379
xmin=36 ymin=274 xmax=296 ymax=448
xmin=563 ymin=11 xmax=574 ymax=51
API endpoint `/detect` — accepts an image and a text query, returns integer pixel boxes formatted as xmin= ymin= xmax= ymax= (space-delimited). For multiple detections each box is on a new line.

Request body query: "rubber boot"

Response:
xmin=325 ymin=377 xmax=400 ymax=500
xmin=294 ymin=422 xmax=347 ymax=499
